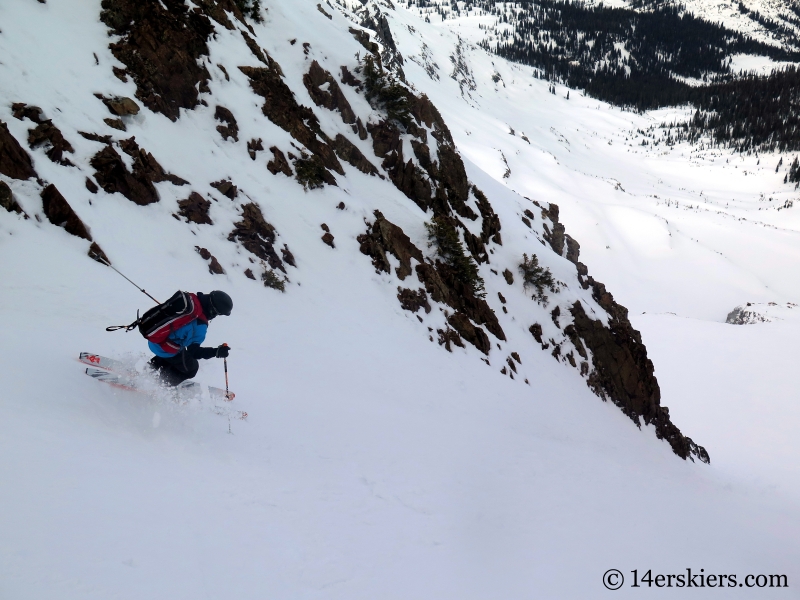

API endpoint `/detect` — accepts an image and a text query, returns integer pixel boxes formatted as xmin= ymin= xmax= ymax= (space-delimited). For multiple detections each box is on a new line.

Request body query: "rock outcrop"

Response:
xmin=40 ymin=184 xmax=110 ymax=264
xmin=359 ymin=211 xmax=504 ymax=353
xmin=240 ymin=60 xmax=344 ymax=180
xmin=178 ymin=192 xmax=213 ymax=225
xmin=0 ymin=121 xmax=37 ymax=180
xmin=99 ymin=0 xmax=220 ymax=120
xmin=90 ymin=138 xmax=187 ymax=205
xmin=214 ymin=106 xmax=239 ymax=142
xmin=228 ymin=202 xmax=286 ymax=272
xmin=0 ymin=181 xmax=26 ymax=216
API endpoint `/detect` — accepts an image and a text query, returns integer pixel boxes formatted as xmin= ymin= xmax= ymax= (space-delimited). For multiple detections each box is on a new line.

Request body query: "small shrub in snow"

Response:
xmin=262 ymin=265 xmax=287 ymax=292
xmin=293 ymin=153 xmax=328 ymax=190
xmin=234 ymin=0 xmax=263 ymax=22
xmin=425 ymin=216 xmax=486 ymax=298
xmin=519 ymin=253 xmax=557 ymax=305
xmin=362 ymin=55 xmax=411 ymax=127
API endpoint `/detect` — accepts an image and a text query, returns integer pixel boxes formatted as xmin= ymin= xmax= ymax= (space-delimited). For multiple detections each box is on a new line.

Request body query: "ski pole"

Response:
xmin=90 ymin=251 xmax=160 ymax=304
xmin=223 ymin=344 xmax=232 ymax=401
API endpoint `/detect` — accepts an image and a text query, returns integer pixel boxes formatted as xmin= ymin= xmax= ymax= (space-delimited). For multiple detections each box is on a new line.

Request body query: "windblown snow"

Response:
xmin=0 ymin=1 xmax=798 ymax=598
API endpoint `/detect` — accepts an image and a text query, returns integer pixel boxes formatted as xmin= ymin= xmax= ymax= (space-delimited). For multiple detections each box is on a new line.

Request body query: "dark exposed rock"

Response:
xmin=462 ymin=229 xmax=488 ymax=264
xmin=472 ymin=186 xmax=502 ymax=245
xmin=320 ymin=223 xmax=330 ymax=232
xmin=564 ymin=324 xmax=588 ymax=359
xmin=88 ymin=241 xmax=110 ymax=265
xmin=211 ymin=179 xmax=237 ymax=199
xmin=359 ymin=10 xmax=405 ymax=76
xmin=91 ymin=138 xmax=186 ymax=205
xmin=247 ymin=138 xmax=264 ymax=160
xmin=397 ymin=287 xmax=431 ymax=314
xmin=281 ymin=244 xmax=296 ymax=267
xmin=104 ymin=118 xmax=127 ymax=131
xmin=497 ymin=292 xmax=506 ymax=304
xmin=267 ymin=147 xmax=292 ymax=177
xmin=530 ymin=203 xmax=709 ymax=463
xmin=502 ymin=269 xmax=514 ymax=285
xmin=340 ymin=66 xmax=360 ymax=87
xmin=417 ymin=260 xmax=506 ymax=343
xmin=368 ymin=120 xmax=432 ymax=211
xmin=41 ymin=184 xmax=91 ymax=240
xmin=112 ymin=66 xmax=129 ymax=82
xmin=355 ymin=117 xmax=368 ymax=140
xmin=239 ymin=64 xmax=344 ymax=177
xmin=78 ymin=131 xmax=113 ymax=144
xmin=357 ymin=209 xmax=423 ymax=280
xmin=90 ymin=145 xmax=156 ymax=205
xmin=337 ymin=202 xmax=346 ymax=210
xmin=564 ymin=233 xmax=589 ymax=277
xmin=529 ymin=323 xmax=543 ymax=344
xmin=228 ymin=202 xmax=285 ymax=272
xmin=541 ymin=202 xmax=566 ymax=256
xmin=524 ymin=208 xmax=535 ymax=220
xmin=333 ymin=134 xmax=378 ymax=175
xmin=196 ymin=246 xmax=225 ymax=274
xmin=447 ymin=312 xmax=490 ymax=354
xmin=0 ymin=181 xmax=26 ymax=216
xmin=244 ymin=268 xmax=256 ymax=280
xmin=303 ymin=61 xmax=356 ymax=124
xmin=435 ymin=143 xmax=474 ymax=219
xmin=85 ymin=178 xmax=99 ymax=194
xmin=0 ymin=121 xmax=37 ymax=180
xmin=11 ymin=103 xmax=44 ymax=123
xmin=521 ymin=216 xmax=531 ymax=228
xmin=241 ymin=30 xmax=268 ymax=65
xmin=194 ymin=0 xmax=245 ymax=30
xmin=100 ymin=0 xmax=217 ymax=121
xmin=570 ymin=299 xmax=709 ymax=463
xmin=214 ymin=106 xmax=239 ymax=142
xmin=321 ymin=232 xmax=335 ymax=248
xmin=511 ymin=352 xmax=521 ymax=363
xmin=317 ymin=3 xmax=332 ymax=19
xmin=97 ymin=95 xmax=140 ymax=116
xmin=118 ymin=137 xmax=189 ymax=188
xmin=437 ymin=326 xmax=464 ymax=352
xmin=178 ymin=191 xmax=213 ymax=224
xmin=368 ymin=119 xmax=401 ymax=158
xmin=349 ymin=27 xmax=380 ymax=56
xmin=551 ymin=305 xmax=561 ymax=328
xmin=13 ymin=105 xmax=73 ymax=166
xmin=27 ymin=120 xmax=75 ymax=166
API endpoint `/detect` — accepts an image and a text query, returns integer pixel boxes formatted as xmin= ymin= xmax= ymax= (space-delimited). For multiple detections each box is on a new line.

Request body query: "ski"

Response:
xmin=84 ymin=367 xmax=139 ymax=391
xmin=79 ymin=352 xmax=132 ymax=374
xmin=84 ymin=368 xmax=247 ymax=420
xmin=80 ymin=352 xmax=235 ymax=401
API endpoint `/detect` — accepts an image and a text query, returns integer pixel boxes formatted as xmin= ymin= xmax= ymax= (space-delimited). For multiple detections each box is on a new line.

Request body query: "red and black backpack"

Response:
xmin=107 ymin=291 xmax=205 ymax=343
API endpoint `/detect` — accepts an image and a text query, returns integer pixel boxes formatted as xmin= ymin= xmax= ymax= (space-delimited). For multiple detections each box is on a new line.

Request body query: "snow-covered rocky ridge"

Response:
xmin=1 ymin=0 xmax=799 ymax=598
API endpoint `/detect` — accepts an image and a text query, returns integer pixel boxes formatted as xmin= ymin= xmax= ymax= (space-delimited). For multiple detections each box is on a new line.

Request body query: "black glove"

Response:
xmin=215 ymin=344 xmax=230 ymax=358
xmin=187 ymin=344 xmax=218 ymax=360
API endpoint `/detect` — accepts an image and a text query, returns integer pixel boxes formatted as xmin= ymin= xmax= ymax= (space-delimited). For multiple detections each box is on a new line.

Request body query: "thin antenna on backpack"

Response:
xmin=91 ymin=251 xmax=161 ymax=304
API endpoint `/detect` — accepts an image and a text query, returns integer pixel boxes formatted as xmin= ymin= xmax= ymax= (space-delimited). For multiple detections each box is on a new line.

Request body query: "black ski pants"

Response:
xmin=149 ymin=351 xmax=199 ymax=386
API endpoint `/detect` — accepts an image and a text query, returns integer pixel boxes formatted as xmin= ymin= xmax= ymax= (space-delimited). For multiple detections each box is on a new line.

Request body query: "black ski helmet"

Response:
xmin=209 ymin=290 xmax=233 ymax=316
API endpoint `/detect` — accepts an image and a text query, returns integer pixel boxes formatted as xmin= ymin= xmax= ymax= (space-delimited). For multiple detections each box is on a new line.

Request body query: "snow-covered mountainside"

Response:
xmin=1 ymin=0 xmax=799 ymax=597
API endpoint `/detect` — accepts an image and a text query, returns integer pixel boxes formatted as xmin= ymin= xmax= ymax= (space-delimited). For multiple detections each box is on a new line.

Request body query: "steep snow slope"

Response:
xmin=0 ymin=0 xmax=799 ymax=598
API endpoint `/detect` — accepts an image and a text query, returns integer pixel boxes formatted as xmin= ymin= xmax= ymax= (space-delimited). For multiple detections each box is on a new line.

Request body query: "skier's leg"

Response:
xmin=149 ymin=352 xmax=198 ymax=386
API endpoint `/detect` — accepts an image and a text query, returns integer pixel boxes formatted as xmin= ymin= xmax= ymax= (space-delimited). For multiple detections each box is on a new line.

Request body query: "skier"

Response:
xmin=148 ymin=290 xmax=233 ymax=386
